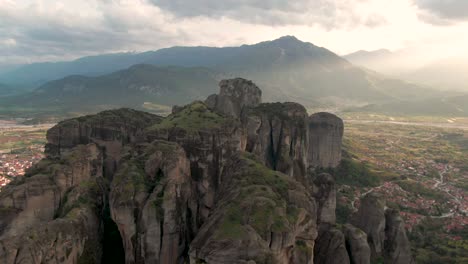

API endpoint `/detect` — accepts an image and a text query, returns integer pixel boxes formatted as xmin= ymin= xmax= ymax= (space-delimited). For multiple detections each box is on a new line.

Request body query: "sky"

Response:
xmin=1 ymin=0 xmax=468 ymax=66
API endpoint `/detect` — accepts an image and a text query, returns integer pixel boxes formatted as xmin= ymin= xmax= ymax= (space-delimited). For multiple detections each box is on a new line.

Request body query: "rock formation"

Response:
xmin=352 ymin=193 xmax=414 ymax=264
xmin=0 ymin=78 xmax=412 ymax=264
xmin=242 ymin=102 xmax=309 ymax=181
xmin=308 ymin=112 xmax=344 ymax=168
xmin=205 ymin=78 xmax=262 ymax=118
xmin=314 ymin=228 xmax=350 ymax=264
xmin=189 ymin=154 xmax=318 ymax=264
xmin=343 ymin=224 xmax=371 ymax=264
xmin=384 ymin=209 xmax=414 ymax=264
xmin=351 ymin=192 xmax=386 ymax=260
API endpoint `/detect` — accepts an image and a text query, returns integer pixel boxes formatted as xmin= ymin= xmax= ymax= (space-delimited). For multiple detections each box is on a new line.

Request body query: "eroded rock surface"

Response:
xmin=242 ymin=102 xmax=309 ymax=181
xmin=343 ymin=224 xmax=371 ymax=264
xmin=189 ymin=154 xmax=317 ymax=264
xmin=110 ymin=140 xmax=193 ymax=264
xmin=351 ymin=193 xmax=413 ymax=264
xmin=314 ymin=228 xmax=350 ymax=264
xmin=384 ymin=209 xmax=414 ymax=264
xmin=205 ymin=78 xmax=262 ymax=118
xmin=0 ymin=144 xmax=105 ymax=264
xmin=0 ymin=78 xmax=413 ymax=264
xmin=308 ymin=112 xmax=344 ymax=168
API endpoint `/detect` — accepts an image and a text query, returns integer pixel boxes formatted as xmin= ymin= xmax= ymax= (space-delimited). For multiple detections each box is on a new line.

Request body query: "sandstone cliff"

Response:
xmin=0 ymin=78 xmax=412 ymax=264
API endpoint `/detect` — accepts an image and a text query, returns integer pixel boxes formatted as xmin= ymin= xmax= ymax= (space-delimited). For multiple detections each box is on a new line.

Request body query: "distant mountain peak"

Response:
xmin=275 ymin=35 xmax=300 ymax=42
xmin=253 ymin=35 xmax=319 ymax=50
xmin=269 ymin=35 xmax=304 ymax=45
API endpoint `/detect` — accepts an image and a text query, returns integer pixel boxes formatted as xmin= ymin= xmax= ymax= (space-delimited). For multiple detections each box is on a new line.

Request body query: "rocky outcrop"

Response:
xmin=205 ymin=78 xmax=262 ymax=118
xmin=242 ymin=102 xmax=309 ymax=182
xmin=384 ymin=209 xmax=414 ymax=264
xmin=0 ymin=144 xmax=105 ymax=264
xmin=45 ymin=108 xmax=162 ymax=178
xmin=308 ymin=112 xmax=344 ymax=168
xmin=343 ymin=224 xmax=371 ymax=264
xmin=189 ymin=154 xmax=317 ymax=264
xmin=0 ymin=144 xmax=102 ymax=236
xmin=0 ymin=78 xmax=413 ymax=264
xmin=311 ymin=173 xmax=336 ymax=226
xmin=314 ymin=228 xmax=350 ymax=264
xmin=145 ymin=102 xmax=244 ymax=228
xmin=351 ymin=192 xmax=386 ymax=261
xmin=110 ymin=140 xmax=194 ymax=264
xmin=351 ymin=193 xmax=413 ymax=264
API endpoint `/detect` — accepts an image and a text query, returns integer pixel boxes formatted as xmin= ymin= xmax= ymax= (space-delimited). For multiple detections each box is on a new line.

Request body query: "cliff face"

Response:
xmin=242 ymin=102 xmax=309 ymax=182
xmin=189 ymin=154 xmax=318 ymax=264
xmin=109 ymin=140 xmax=193 ymax=264
xmin=352 ymin=193 xmax=414 ymax=264
xmin=0 ymin=78 xmax=412 ymax=264
xmin=0 ymin=144 xmax=104 ymax=264
xmin=308 ymin=112 xmax=344 ymax=168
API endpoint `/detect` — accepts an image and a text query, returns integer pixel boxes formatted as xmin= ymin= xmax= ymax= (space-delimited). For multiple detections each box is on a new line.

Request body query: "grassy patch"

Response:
xmin=148 ymin=101 xmax=234 ymax=133
xmin=323 ymin=155 xmax=383 ymax=187
xmin=397 ymin=180 xmax=446 ymax=201
xmin=216 ymin=154 xmax=300 ymax=239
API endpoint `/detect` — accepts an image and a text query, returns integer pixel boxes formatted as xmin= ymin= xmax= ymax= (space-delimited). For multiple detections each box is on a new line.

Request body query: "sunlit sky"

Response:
xmin=1 ymin=0 xmax=467 ymax=66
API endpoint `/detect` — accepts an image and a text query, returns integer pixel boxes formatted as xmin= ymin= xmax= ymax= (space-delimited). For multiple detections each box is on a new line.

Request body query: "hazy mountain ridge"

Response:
xmin=345 ymin=49 xmax=468 ymax=91
xmin=405 ymin=58 xmax=468 ymax=91
xmin=0 ymin=36 xmax=448 ymax=117
xmin=4 ymin=64 xmax=224 ymax=112
xmin=0 ymin=82 xmax=31 ymax=97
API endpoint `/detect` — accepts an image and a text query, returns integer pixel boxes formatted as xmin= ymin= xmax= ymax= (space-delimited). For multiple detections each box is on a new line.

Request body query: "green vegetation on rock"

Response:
xmin=216 ymin=154 xmax=301 ymax=239
xmin=148 ymin=102 xmax=234 ymax=133
xmin=323 ymin=155 xmax=382 ymax=187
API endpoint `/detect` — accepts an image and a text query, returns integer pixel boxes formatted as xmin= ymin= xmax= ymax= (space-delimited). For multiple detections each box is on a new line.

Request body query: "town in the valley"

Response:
xmin=0 ymin=121 xmax=49 ymax=188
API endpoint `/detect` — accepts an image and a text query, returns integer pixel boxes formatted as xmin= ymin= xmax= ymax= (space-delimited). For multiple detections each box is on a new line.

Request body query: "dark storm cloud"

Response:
xmin=414 ymin=0 xmax=468 ymax=23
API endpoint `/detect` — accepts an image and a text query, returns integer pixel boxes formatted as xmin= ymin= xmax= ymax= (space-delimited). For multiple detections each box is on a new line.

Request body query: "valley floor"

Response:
xmin=0 ymin=121 xmax=50 ymax=188
xmin=339 ymin=114 xmax=468 ymax=263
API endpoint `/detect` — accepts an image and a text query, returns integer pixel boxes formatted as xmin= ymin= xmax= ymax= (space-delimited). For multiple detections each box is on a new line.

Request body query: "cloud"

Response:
xmin=0 ymin=0 xmax=188 ymax=65
xmin=0 ymin=0 xmax=467 ymax=68
xmin=413 ymin=0 xmax=468 ymax=24
xmin=0 ymin=0 xmax=390 ymax=66
xmin=149 ymin=0 xmax=386 ymax=29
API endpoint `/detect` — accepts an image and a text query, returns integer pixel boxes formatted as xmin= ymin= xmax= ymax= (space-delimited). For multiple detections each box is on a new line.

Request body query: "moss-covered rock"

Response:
xmin=148 ymin=101 xmax=237 ymax=134
xmin=189 ymin=153 xmax=317 ymax=263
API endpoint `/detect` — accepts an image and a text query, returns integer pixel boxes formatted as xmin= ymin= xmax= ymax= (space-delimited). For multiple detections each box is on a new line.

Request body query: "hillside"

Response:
xmin=0 ymin=65 xmax=224 ymax=117
xmin=405 ymin=58 xmax=468 ymax=91
xmin=0 ymin=83 xmax=33 ymax=97
xmin=0 ymin=83 xmax=11 ymax=96
xmin=349 ymin=93 xmax=468 ymax=116
xmin=0 ymin=36 xmax=439 ymax=118
xmin=345 ymin=50 xmax=468 ymax=92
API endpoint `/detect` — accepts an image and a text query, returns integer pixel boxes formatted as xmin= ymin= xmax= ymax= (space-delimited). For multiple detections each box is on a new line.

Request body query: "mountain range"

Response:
xmin=345 ymin=49 xmax=468 ymax=91
xmin=0 ymin=36 xmax=455 ymax=118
